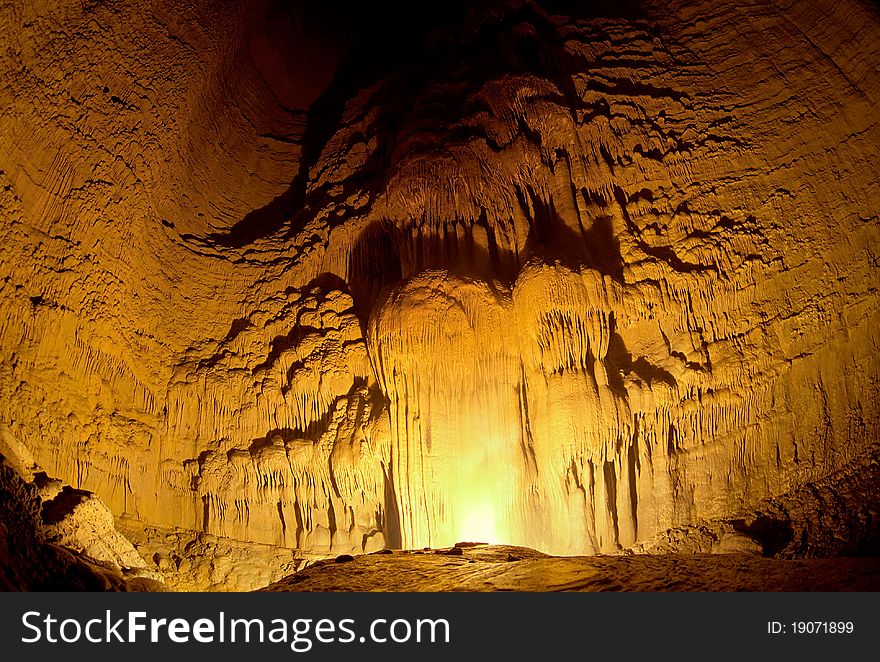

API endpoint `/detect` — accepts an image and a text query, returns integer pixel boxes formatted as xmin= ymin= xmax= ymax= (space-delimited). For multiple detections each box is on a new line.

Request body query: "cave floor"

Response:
xmin=259 ymin=545 xmax=880 ymax=592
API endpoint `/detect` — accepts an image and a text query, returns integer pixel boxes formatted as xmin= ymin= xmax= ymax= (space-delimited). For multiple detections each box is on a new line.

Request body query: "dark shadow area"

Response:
xmin=583 ymin=215 xmax=625 ymax=281
xmin=0 ymin=460 xmax=130 ymax=591
xmin=347 ymin=215 xmax=519 ymax=326
xmin=302 ymin=272 xmax=350 ymax=296
xmin=206 ymin=0 xmax=648 ymax=249
xmin=540 ymin=0 xmax=643 ymax=19
xmin=382 ymin=466 xmax=403 ymax=550
xmin=605 ymin=321 xmax=677 ymax=397
xmin=346 ymin=220 xmax=403 ymax=323
xmin=222 ymin=317 xmax=252 ymax=344
xmin=732 ymin=516 xmax=794 ymax=558
xmin=40 ymin=486 xmax=92 ymax=525
xmin=515 ymin=180 xmax=625 ymax=282
xmin=206 ymin=1 xmax=480 ymax=248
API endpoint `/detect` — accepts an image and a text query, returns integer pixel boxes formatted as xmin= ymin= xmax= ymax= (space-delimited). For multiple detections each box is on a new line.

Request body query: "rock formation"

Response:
xmin=0 ymin=0 xmax=878 ymax=589
xmin=0 ymin=424 xmax=163 ymax=589
xmin=259 ymin=543 xmax=880 ymax=592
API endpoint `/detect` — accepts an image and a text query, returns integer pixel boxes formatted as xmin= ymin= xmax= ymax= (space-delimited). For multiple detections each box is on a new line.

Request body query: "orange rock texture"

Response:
xmin=1 ymin=0 xmax=878 ymax=589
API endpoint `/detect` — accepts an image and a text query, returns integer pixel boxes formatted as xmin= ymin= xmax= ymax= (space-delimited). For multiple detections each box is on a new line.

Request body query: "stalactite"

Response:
xmin=0 ymin=0 xmax=878 ymax=590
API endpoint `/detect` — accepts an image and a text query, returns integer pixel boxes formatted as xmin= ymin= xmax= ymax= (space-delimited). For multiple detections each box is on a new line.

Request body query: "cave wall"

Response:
xmin=1 ymin=0 xmax=878 ymax=575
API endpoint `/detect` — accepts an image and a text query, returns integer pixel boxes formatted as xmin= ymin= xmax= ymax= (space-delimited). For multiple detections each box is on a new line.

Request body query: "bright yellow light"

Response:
xmin=456 ymin=501 xmax=500 ymax=544
xmin=447 ymin=432 xmax=513 ymax=546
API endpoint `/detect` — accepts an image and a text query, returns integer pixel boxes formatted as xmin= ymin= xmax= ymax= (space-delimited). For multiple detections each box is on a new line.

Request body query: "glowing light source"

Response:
xmin=456 ymin=502 xmax=499 ymax=544
xmin=448 ymin=432 xmax=513 ymax=547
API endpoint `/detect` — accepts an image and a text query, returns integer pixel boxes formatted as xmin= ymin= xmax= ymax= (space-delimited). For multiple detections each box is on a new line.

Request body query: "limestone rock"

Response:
xmin=0 ymin=425 xmax=162 ymax=587
xmin=631 ymin=442 xmax=880 ymax=557
xmin=117 ymin=518 xmax=307 ymax=592
xmin=259 ymin=544 xmax=880 ymax=592
xmin=711 ymin=533 xmax=763 ymax=556
xmin=0 ymin=0 xmax=878 ymax=589
xmin=0 ymin=454 xmax=152 ymax=590
xmin=41 ymin=486 xmax=151 ymax=572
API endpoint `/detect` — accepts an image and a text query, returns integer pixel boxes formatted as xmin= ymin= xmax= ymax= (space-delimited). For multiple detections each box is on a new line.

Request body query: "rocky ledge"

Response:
xmin=260 ymin=543 xmax=880 ymax=592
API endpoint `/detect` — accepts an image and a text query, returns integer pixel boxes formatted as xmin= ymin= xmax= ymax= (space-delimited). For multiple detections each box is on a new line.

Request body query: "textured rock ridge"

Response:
xmin=259 ymin=544 xmax=880 ymax=592
xmin=0 ymin=424 xmax=163 ymax=590
xmin=1 ymin=0 xmax=879 ymax=587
